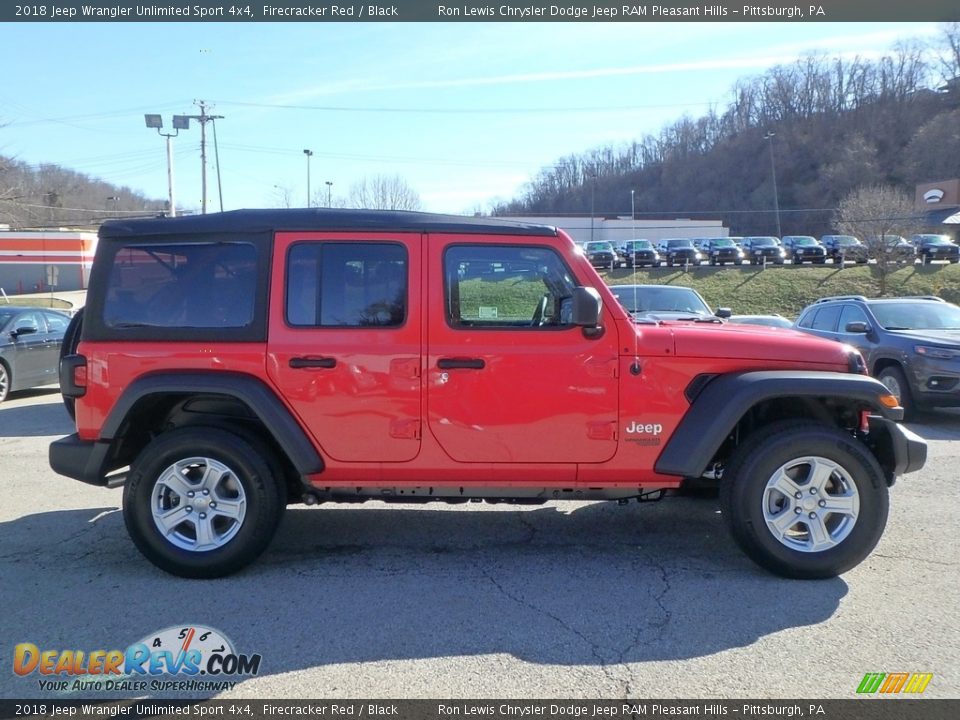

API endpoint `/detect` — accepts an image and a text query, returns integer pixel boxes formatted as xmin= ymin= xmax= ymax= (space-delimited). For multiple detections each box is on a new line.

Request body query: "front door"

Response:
xmin=267 ymin=232 xmax=422 ymax=463
xmin=426 ymin=236 xmax=620 ymax=464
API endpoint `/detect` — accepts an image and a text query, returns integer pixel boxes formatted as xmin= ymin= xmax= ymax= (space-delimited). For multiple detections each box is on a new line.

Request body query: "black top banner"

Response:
xmin=3 ymin=0 xmax=960 ymax=22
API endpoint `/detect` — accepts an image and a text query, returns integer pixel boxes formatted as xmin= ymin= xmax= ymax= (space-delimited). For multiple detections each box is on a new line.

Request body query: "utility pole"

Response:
xmin=184 ymin=101 xmax=224 ymax=214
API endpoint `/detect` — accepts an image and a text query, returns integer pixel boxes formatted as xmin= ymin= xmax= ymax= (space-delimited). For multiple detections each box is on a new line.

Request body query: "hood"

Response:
xmin=888 ymin=329 xmax=960 ymax=345
xmin=669 ymin=322 xmax=852 ymax=367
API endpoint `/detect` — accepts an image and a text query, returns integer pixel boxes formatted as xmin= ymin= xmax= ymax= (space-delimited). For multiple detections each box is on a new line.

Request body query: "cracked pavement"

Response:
xmin=1 ymin=389 xmax=957 ymax=699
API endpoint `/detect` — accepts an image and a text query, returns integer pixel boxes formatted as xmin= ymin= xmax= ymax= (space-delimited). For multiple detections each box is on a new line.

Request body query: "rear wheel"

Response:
xmin=123 ymin=427 xmax=285 ymax=578
xmin=60 ymin=308 xmax=84 ymax=419
xmin=720 ymin=421 xmax=888 ymax=579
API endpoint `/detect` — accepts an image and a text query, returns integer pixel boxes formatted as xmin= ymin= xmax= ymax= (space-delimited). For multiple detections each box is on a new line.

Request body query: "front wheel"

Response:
xmin=0 ymin=362 xmax=9 ymax=403
xmin=877 ymin=365 xmax=916 ymax=421
xmin=720 ymin=421 xmax=888 ymax=579
xmin=123 ymin=427 xmax=285 ymax=578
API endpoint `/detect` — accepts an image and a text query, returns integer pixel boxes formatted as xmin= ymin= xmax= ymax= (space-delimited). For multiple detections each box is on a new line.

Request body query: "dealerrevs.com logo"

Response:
xmin=13 ymin=625 xmax=261 ymax=693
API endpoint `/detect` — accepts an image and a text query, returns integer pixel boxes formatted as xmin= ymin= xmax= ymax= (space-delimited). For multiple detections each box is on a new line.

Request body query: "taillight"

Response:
xmin=73 ymin=363 xmax=87 ymax=389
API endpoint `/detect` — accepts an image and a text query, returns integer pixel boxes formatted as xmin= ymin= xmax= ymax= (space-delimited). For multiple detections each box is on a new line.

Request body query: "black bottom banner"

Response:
xmin=1 ymin=700 xmax=958 ymax=720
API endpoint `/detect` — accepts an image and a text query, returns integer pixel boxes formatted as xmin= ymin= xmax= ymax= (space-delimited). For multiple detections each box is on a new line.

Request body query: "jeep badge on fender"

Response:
xmin=50 ymin=209 xmax=926 ymax=578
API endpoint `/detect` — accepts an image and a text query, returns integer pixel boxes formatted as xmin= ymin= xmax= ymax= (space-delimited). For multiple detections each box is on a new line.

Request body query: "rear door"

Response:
xmin=267 ymin=232 xmax=422 ymax=463
xmin=426 ymin=235 xmax=620 ymax=465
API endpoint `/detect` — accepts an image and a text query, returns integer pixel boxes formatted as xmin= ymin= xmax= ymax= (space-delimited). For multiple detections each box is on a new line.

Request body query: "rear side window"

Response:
xmin=810 ymin=305 xmax=842 ymax=332
xmin=286 ymin=242 xmax=407 ymax=328
xmin=103 ymin=242 xmax=257 ymax=329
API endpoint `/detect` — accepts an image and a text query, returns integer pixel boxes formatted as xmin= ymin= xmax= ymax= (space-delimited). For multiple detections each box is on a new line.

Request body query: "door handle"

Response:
xmin=289 ymin=356 xmax=337 ymax=369
xmin=437 ymin=358 xmax=485 ymax=370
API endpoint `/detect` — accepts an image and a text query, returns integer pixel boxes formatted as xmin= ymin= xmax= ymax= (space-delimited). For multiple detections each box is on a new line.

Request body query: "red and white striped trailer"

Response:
xmin=0 ymin=230 xmax=97 ymax=294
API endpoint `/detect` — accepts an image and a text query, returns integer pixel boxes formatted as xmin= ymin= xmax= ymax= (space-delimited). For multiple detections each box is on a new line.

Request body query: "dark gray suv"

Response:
xmin=795 ymin=295 xmax=960 ymax=418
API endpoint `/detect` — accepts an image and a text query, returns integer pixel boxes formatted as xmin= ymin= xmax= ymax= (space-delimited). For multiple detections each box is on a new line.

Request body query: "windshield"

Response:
xmin=830 ymin=236 xmax=859 ymax=246
xmin=667 ymin=239 xmax=694 ymax=248
xmin=585 ymin=242 xmax=613 ymax=252
xmin=628 ymin=241 xmax=653 ymax=250
xmin=789 ymin=237 xmax=817 ymax=246
xmin=710 ymin=239 xmax=735 ymax=247
xmin=871 ymin=302 xmax=960 ymax=330
xmin=610 ymin=285 xmax=711 ymax=315
xmin=920 ymin=235 xmax=952 ymax=245
xmin=748 ymin=237 xmax=779 ymax=247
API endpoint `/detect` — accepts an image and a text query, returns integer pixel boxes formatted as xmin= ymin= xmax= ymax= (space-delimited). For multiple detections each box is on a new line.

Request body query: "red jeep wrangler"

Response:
xmin=50 ymin=209 xmax=926 ymax=579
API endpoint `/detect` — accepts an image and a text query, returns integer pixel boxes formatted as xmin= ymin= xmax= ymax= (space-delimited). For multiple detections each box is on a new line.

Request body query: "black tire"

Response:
xmin=123 ymin=427 xmax=285 ymax=578
xmin=720 ymin=420 xmax=889 ymax=579
xmin=876 ymin=365 xmax=916 ymax=421
xmin=60 ymin=308 xmax=84 ymax=420
xmin=0 ymin=361 xmax=10 ymax=404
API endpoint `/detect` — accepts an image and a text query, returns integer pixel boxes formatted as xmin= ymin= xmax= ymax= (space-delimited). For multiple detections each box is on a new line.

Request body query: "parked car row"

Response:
xmin=584 ymin=233 xmax=959 ymax=270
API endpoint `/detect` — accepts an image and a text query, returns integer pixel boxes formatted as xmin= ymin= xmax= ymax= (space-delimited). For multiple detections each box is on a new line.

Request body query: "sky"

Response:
xmin=0 ymin=20 xmax=946 ymax=216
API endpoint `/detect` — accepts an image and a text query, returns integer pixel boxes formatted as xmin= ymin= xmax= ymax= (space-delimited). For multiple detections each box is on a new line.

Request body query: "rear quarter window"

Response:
xmin=104 ymin=243 xmax=257 ymax=329
xmin=84 ymin=235 xmax=270 ymax=343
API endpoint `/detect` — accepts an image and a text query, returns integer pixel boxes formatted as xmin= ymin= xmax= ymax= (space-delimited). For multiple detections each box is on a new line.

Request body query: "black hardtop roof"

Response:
xmin=98 ymin=208 xmax=559 ymax=240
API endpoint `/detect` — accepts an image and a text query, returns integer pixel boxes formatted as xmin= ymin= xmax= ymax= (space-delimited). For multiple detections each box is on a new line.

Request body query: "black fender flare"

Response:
xmin=653 ymin=371 xmax=900 ymax=478
xmin=102 ymin=372 xmax=323 ymax=475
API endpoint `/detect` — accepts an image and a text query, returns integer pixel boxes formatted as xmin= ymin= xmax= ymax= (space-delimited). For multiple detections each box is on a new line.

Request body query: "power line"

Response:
xmin=212 ymin=99 xmax=716 ymax=115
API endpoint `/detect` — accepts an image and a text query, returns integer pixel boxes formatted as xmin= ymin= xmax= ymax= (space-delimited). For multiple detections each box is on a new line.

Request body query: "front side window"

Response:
xmin=838 ymin=305 xmax=869 ymax=332
xmin=445 ymin=245 xmax=577 ymax=329
xmin=104 ymin=242 xmax=257 ymax=329
xmin=286 ymin=242 xmax=407 ymax=328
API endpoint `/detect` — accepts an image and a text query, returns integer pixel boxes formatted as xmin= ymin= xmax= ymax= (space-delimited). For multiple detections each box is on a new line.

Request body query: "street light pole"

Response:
xmin=144 ymin=114 xmax=190 ymax=217
xmin=325 ymin=181 xmax=333 ymax=207
xmin=764 ymin=131 xmax=782 ymax=238
xmin=630 ymin=188 xmax=636 ymax=237
xmin=303 ymin=149 xmax=313 ymax=208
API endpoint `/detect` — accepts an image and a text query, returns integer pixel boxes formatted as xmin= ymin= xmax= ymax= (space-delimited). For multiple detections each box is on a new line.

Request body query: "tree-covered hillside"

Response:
xmin=495 ymin=24 xmax=960 ymax=238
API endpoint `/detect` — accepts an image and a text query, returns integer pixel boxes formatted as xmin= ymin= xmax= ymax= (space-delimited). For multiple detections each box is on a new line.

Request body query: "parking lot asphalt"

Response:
xmin=1 ymin=389 xmax=957 ymax=700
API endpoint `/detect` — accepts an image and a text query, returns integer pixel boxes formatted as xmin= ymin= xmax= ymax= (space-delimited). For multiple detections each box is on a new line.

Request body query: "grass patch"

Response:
xmin=1 ymin=296 xmax=74 ymax=310
xmin=602 ymin=264 xmax=960 ymax=318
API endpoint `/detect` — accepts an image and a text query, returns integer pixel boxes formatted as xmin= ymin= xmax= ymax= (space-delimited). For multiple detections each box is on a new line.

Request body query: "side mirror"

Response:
xmin=12 ymin=325 xmax=39 ymax=337
xmin=845 ymin=321 xmax=870 ymax=334
xmin=572 ymin=287 xmax=603 ymax=335
xmin=715 ymin=307 xmax=732 ymax=319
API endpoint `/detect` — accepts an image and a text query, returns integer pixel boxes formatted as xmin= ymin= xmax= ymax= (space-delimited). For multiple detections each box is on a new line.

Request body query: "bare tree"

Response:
xmin=348 ymin=175 xmax=422 ymax=211
xmin=937 ymin=22 xmax=960 ymax=84
xmin=835 ymin=185 xmax=923 ymax=295
xmin=271 ymin=184 xmax=294 ymax=209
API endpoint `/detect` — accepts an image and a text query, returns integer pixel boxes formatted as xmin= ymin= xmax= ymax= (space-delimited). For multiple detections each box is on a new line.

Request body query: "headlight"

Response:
xmin=915 ymin=345 xmax=960 ymax=360
xmin=694 ymin=252 xmax=702 ymax=259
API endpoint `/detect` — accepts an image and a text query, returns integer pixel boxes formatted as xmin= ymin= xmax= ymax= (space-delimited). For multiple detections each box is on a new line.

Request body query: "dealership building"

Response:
xmin=495 ymin=216 xmax=727 ymax=245
xmin=0 ymin=228 xmax=98 ymax=295
xmin=917 ymin=179 xmax=960 ymax=230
